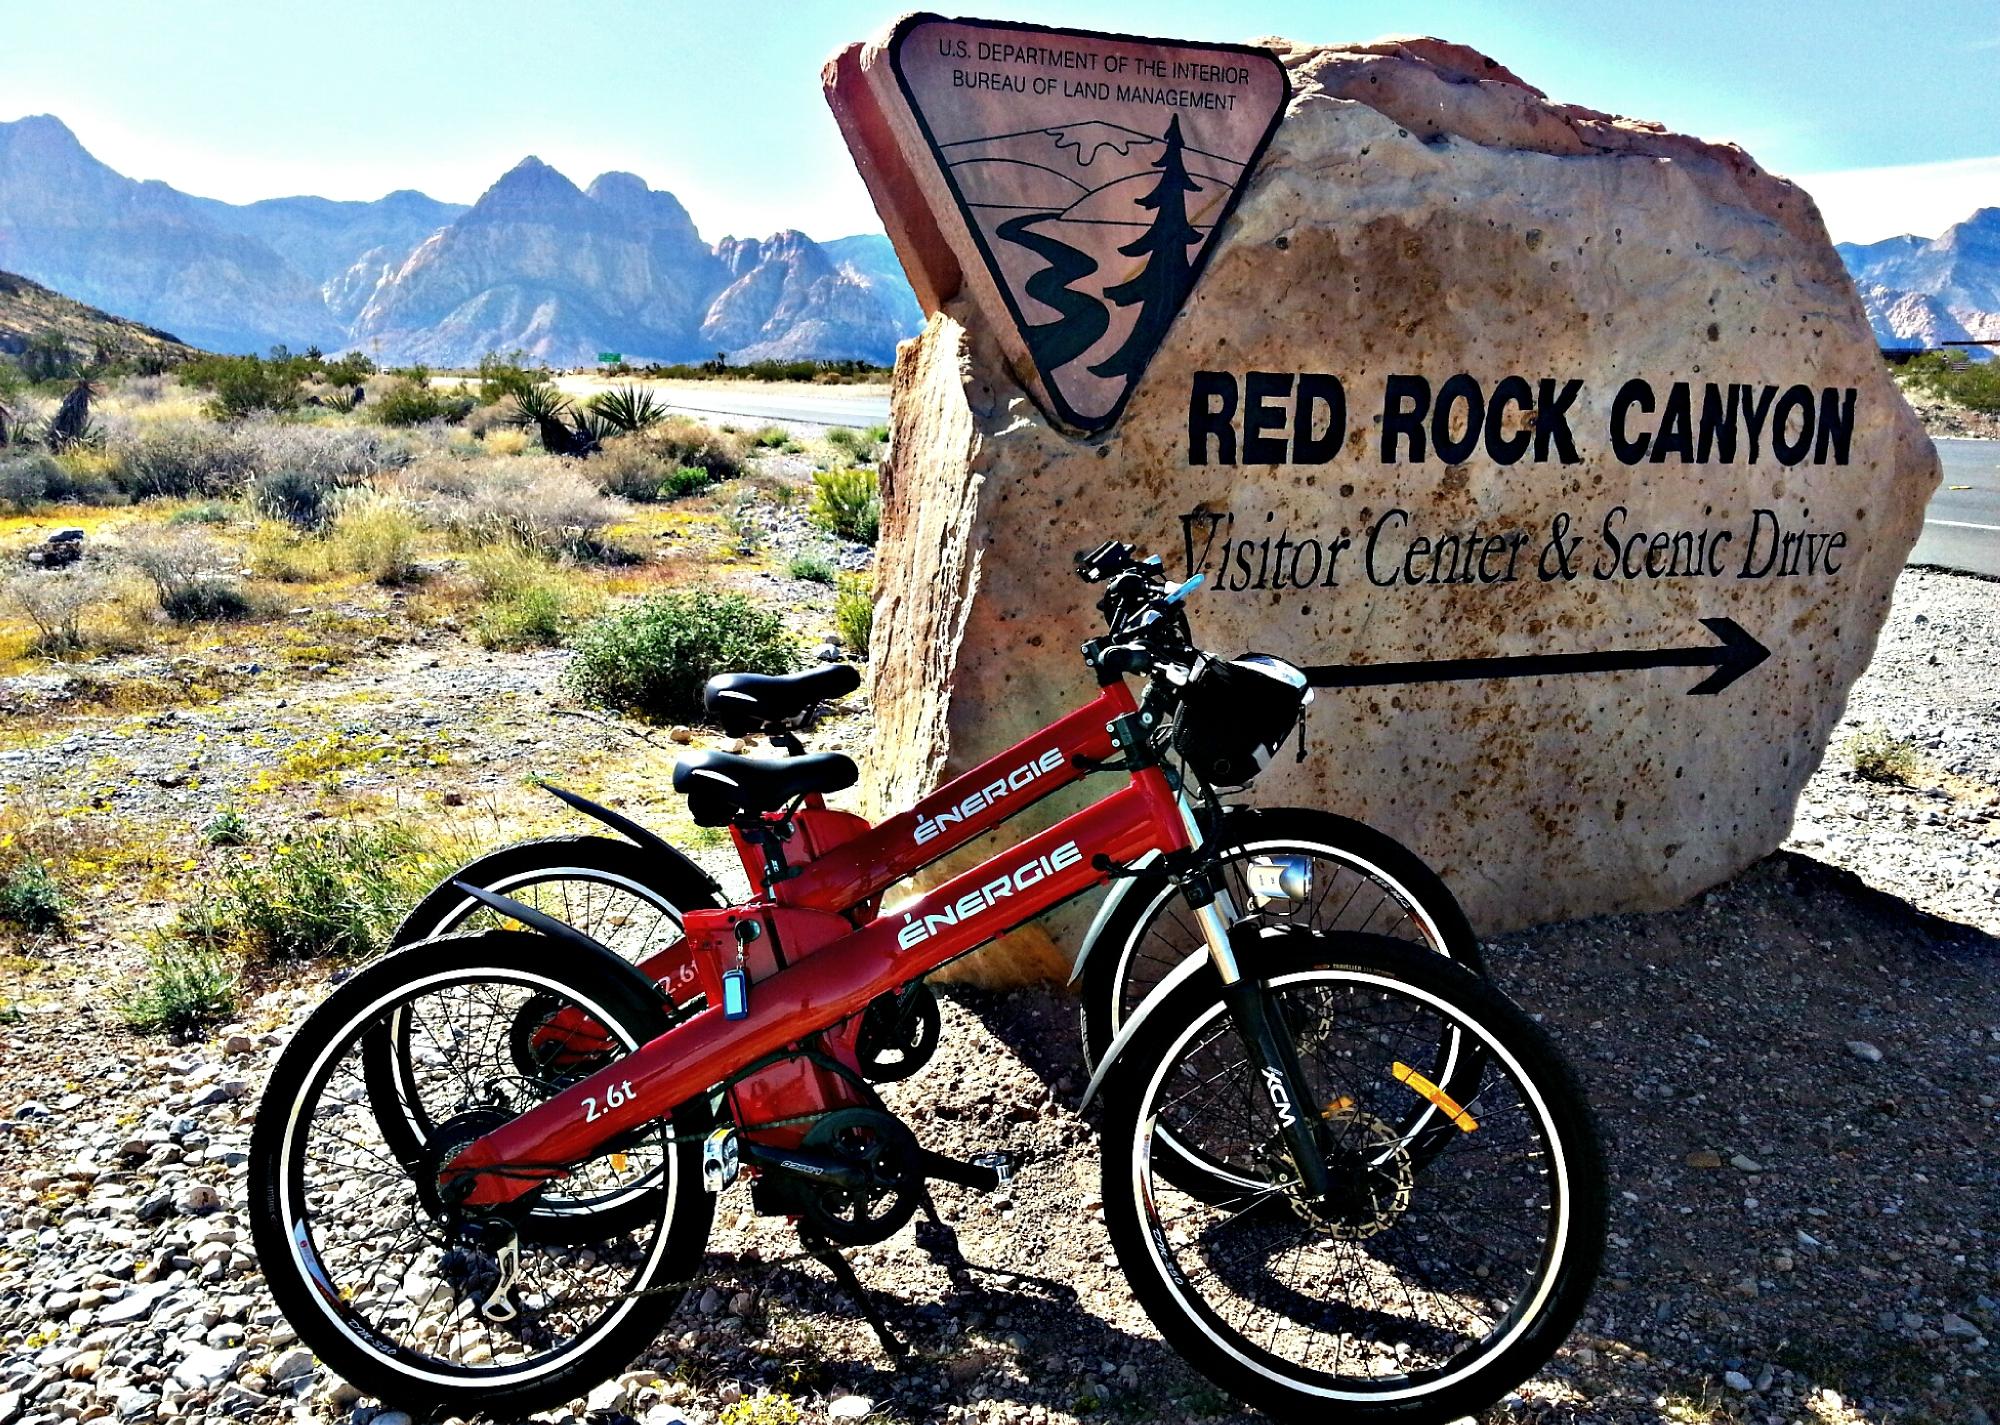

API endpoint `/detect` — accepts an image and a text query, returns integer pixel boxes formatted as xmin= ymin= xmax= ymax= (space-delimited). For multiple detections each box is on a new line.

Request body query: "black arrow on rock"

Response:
xmin=1304 ymin=617 xmax=1771 ymax=697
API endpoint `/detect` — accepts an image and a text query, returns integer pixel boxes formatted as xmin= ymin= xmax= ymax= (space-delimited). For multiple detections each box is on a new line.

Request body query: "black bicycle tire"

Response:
xmin=249 ymin=930 xmax=714 ymax=1418
xmin=1098 ymin=932 xmax=1606 ymax=1424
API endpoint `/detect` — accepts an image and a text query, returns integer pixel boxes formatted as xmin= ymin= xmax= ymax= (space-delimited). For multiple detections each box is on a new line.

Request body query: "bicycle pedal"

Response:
xmin=702 ymin=1125 xmax=741 ymax=1194
xmin=969 ymin=1151 xmax=1017 ymax=1188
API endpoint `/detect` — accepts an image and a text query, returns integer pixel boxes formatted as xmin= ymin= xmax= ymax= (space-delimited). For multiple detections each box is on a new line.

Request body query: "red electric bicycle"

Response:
xmin=248 ymin=542 xmax=1605 ymax=1423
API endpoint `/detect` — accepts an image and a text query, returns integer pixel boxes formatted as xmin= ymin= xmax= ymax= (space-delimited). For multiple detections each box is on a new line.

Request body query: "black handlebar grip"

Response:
xmin=1099 ymin=643 xmax=1155 ymax=676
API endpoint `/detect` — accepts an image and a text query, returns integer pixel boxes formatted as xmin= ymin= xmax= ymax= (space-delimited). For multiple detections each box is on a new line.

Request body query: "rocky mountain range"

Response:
xmin=1838 ymin=206 xmax=2000 ymax=355
xmin=0 ymin=114 xmax=921 ymax=365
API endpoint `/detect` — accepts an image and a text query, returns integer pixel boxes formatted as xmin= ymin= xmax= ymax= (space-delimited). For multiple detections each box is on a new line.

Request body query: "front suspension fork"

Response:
xmin=1187 ymin=891 xmax=1333 ymax=1201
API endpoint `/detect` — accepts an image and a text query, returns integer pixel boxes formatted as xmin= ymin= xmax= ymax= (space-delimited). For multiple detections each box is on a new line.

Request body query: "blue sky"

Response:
xmin=4 ymin=0 xmax=1997 ymax=244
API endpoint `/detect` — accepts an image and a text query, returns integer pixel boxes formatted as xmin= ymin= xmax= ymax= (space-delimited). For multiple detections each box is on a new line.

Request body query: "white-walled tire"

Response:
xmin=248 ymin=931 xmax=713 ymax=1418
xmin=1099 ymin=933 xmax=1604 ymax=1423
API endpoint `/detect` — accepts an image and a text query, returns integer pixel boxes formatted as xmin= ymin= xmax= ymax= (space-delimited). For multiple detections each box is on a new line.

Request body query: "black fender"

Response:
xmin=538 ymin=780 xmax=724 ymax=899
xmin=445 ymin=882 xmax=670 ymax=1006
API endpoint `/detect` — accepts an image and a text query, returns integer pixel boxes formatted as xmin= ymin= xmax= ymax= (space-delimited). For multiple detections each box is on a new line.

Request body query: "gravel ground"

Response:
xmin=0 ymin=567 xmax=1993 ymax=1425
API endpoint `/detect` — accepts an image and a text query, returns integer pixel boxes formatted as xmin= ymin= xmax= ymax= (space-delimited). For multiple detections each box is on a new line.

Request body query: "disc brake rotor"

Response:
xmin=1291 ymin=1104 xmax=1415 ymax=1240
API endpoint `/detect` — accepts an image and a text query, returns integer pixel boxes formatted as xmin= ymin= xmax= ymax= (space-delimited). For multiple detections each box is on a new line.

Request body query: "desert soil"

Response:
xmin=0 ymin=568 xmax=1994 ymax=1425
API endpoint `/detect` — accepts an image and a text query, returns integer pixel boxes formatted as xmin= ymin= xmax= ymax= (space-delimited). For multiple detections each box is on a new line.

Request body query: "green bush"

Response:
xmin=1897 ymin=351 xmax=2000 ymax=415
xmin=180 ymin=353 xmax=305 ymax=419
xmin=824 ymin=425 xmax=887 ymax=463
xmin=834 ymin=572 xmax=873 ymax=654
xmin=207 ymin=823 xmax=443 ymax=963
xmin=373 ymin=378 xmax=474 ymax=427
xmin=121 ymin=935 xmax=237 ymax=1035
xmin=787 ymin=551 xmax=836 ymax=584
xmin=0 ymin=863 xmax=65 ymax=934
xmin=466 ymin=545 xmax=600 ymax=649
xmin=125 ymin=527 xmax=255 ymax=624
xmin=202 ymin=807 xmax=250 ymax=847
xmin=566 ymin=590 xmax=798 ymax=722
xmin=160 ymin=582 xmax=253 ymax=622
xmin=1848 ymin=726 xmax=1920 ymax=785
xmin=664 ymin=465 xmax=714 ymax=498
xmin=248 ymin=466 xmax=336 ymax=529
xmin=751 ymin=425 xmax=800 ymax=452
xmin=476 ymin=349 xmax=540 ymax=406
xmin=168 ymin=501 xmax=236 ymax=526
xmin=809 ymin=468 xmax=881 ymax=545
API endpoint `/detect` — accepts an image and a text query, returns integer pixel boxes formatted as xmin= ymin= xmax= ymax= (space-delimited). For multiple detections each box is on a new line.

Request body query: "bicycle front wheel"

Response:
xmin=1099 ymin=932 xmax=1604 ymax=1424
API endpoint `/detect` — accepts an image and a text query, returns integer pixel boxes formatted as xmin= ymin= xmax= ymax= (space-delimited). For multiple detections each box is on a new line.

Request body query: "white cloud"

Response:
xmin=1795 ymin=154 xmax=2000 ymax=245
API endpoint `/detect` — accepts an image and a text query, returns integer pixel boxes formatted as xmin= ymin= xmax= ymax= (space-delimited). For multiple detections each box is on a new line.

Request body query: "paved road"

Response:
xmin=1917 ymin=438 xmax=2000 ymax=577
xmin=550 ymin=376 xmax=891 ymax=430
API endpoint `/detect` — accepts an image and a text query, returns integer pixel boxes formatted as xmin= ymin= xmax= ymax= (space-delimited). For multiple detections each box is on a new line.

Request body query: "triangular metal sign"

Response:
xmin=886 ymin=16 xmax=1289 ymax=435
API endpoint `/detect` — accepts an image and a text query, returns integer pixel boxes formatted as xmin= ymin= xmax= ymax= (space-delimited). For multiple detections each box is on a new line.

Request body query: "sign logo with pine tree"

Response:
xmin=889 ymin=19 xmax=1289 ymax=434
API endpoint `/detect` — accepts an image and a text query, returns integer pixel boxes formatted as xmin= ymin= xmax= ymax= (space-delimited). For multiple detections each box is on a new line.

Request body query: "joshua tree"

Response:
xmin=1090 ymin=114 xmax=1203 ymax=385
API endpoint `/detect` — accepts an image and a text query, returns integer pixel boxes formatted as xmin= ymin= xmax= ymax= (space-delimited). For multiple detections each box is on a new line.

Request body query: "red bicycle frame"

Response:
xmin=448 ymin=678 xmax=1190 ymax=1207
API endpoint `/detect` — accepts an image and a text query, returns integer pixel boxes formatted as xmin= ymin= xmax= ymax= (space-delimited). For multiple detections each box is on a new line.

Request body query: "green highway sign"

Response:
xmin=597 ymin=352 xmax=623 ymax=363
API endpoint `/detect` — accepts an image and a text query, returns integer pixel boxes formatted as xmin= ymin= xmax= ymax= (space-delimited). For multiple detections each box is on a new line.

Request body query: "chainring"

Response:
xmin=797 ymin=1107 xmax=922 ymax=1246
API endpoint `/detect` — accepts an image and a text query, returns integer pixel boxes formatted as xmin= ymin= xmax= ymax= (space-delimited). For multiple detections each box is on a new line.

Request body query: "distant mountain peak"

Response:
xmin=0 ymin=113 xmax=921 ymax=364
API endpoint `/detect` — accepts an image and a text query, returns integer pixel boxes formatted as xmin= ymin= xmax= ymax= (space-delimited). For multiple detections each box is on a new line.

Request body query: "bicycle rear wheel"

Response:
xmin=249 ymin=931 xmax=713 ymax=1417
xmin=1099 ymin=933 xmax=1604 ymax=1423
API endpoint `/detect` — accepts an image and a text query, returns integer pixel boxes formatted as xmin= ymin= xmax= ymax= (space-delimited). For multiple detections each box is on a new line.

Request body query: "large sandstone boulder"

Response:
xmin=826 ymin=26 xmax=1939 ymax=984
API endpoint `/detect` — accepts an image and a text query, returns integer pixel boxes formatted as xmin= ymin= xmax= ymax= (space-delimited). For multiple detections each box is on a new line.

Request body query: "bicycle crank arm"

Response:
xmin=1221 ymin=978 xmax=1334 ymax=1202
xmin=916 ymin=1148 xmax=1015 ymax=1193
xmin=738 ymin=1140 xmax=874 ymax=1190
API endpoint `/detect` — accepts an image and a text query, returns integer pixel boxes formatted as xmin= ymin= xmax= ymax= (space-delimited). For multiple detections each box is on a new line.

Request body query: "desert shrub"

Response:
xmin=0 ymin=565 xmax=120 ymax=653
xmin=116 ymin=420 xmax=262 ymax=499
xmin=651 ymin=416 xmax=747 ymax=481
xmin=722 ymin=490 xmax=763 ymax=556
xmin=1898 ymin=351 xmax=2000 ymax=415
xmin=180 ymin=353 xmax=303 ymax=419
xmin=566 ymin=590 xmax=798 ymax=722
xmin=0 ymin=863 xmax=65 ymax=934
xmin=244 ymin=421 xmax=409 ymax=482
xmin=750 ymin=425 xmax=800 ymax=452
xmin=0 ymin=450 xmax=108 ymax=510
xmin=400 ymin=454 xmax=624 ymax=559
xmin=665 ymin=465 xmax=715 ymax=498
xmin=466 ymin=545 xmax=601 ymax=649
xmin=248 ymin=466 xmax=337 ymax=530
xmin=591 ymin=437 xmax=673 ymax=501
xmin=787 ymin=551 xmax=836 ymax=584
xmin=124 ymin=527 xmax=253 ymax=623
xmin=824 ymin=425 xmax=887 ymax=463
xmin=834 ymin=572 xmax=873 ymax=654
xmin=809 ymin=467 xmax=881 ymax=545
xmin=168 ymin=501 xmax=236 ymax=526
xmin=328 ymin=492 xmax=422 ymax=584
xmin=202 ymin=822 xmax=443 ymax=963
xmin=246 ymin=523 xmax=331 ymax=582
xmin=373 ymin=377 xmax=474 ymax=427
xmin=476 ymin=349 xmax=540 ymax=406
xmin=202 ymin=807 xmax=250 ymax=847
xmin=120 ymin=934 xmax=237 ymax=1034
xmin=1848 ymin=726 xmax=1919 ymax=785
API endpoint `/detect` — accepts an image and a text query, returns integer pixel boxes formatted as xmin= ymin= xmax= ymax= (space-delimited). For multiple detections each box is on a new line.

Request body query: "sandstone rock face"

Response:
xmin=828 ymin=28 xmax=1940 ymax=984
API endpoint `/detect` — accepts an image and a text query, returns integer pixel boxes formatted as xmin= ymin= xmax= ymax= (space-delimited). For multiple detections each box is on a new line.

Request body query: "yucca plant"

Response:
xmin=588 ymin=385 xmax=666 ymax=434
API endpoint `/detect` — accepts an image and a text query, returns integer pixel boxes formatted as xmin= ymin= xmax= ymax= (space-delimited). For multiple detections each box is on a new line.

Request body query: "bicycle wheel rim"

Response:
xmin=385 ymin=865 xmax=689 ymax=1221
xmin=275 ymin=965 xmax=676 ymax=1391
xmin=1125 ymin=967 xmax=1572 ymax=1402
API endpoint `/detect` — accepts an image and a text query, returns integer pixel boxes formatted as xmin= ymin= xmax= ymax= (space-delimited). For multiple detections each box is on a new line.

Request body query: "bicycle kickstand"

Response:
xmin=799 ymin=1230 xmax=909 ymax=1361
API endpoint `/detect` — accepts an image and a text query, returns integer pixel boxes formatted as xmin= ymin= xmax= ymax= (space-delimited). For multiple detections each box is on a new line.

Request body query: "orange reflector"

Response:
xmin=1391 ymin=1061 xmax=1478 ymax=1132
xmin=610 ymin=1153 xmax=629 ymax=1173
xmin=1321 ymin=1095 xmax=1355 ymax=1119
